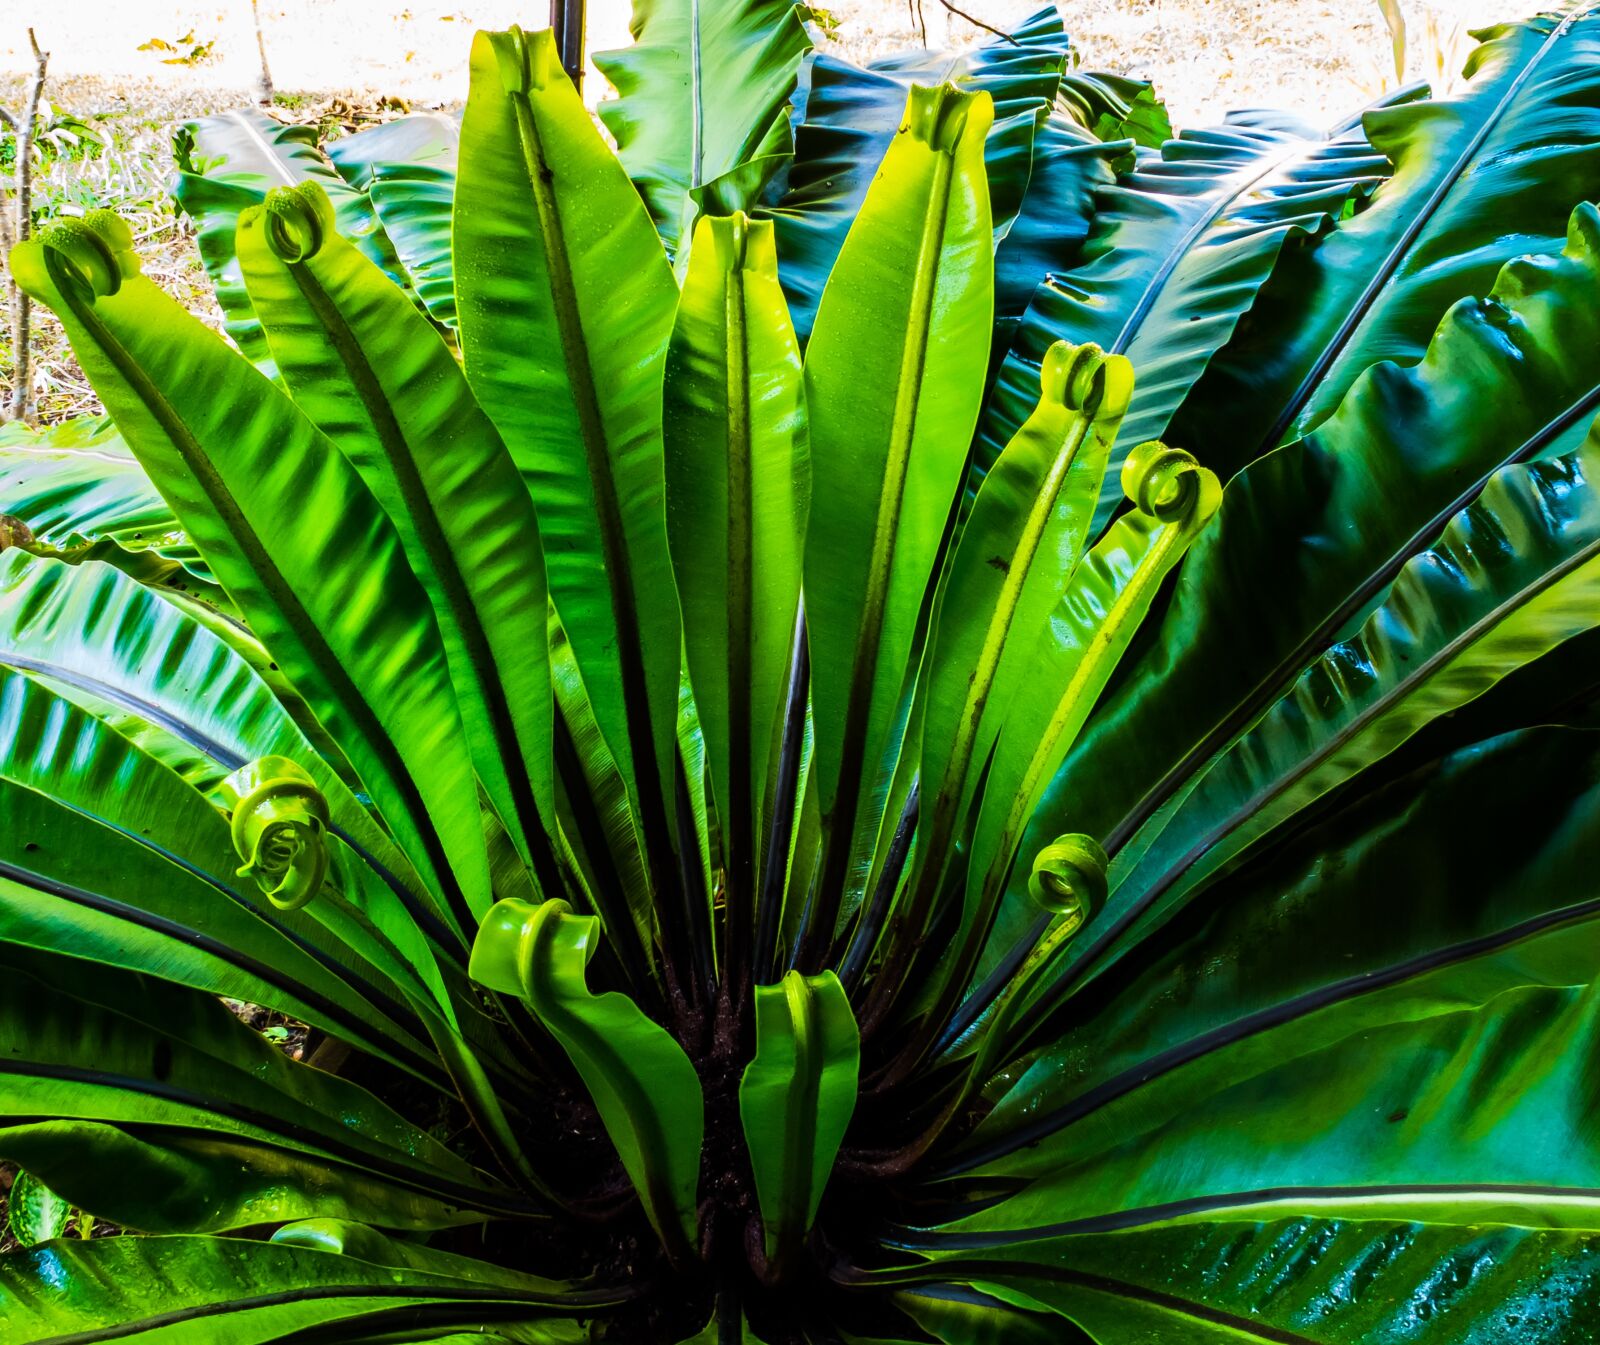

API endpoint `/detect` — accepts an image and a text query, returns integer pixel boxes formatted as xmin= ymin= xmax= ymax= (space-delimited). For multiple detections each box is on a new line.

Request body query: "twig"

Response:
xmin=3 ymin=29 xmax=49 ymax=424
xmin=134 ymin=219 xmax=180 ymax=245
xmin=939 ymin=0 xmax=1018 ymax=44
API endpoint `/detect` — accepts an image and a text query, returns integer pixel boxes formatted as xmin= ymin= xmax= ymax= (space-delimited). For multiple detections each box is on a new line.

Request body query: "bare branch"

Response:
xmin=906 ymin=0 xmax=927 ymax=46
xmin=940 ymin=0 xmax=1018 ymax=44
xmin=4 ymin=27 xmax=50 ymax=423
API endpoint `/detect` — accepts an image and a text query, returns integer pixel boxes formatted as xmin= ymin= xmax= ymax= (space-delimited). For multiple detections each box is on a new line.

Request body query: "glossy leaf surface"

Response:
xmin=170 ymin=109 xmax=406 ymax=370
xmin=0 ymin=415 xmax=209 ymax=584
xmin=664 ymin=212 xmax=808 ymax=977
xmin=0 ymin=946 xmax=516 ymax=1234
xmin=1102 ymin=428 xmax=1600 ymax=977
xmin=767 ymin=9 xmax=1069 ymax=338
xmin=0 ymin=1234 xmax=610 ymax=1342
xmin=1176 ymin=6 xmax=1600 ymax=464
xmin=977 ymin=110 xmax=1391 ymax=527
xmin=470 ymin=898 xmax=705 ymax=1252
xmin=239 ymin=180 xmax=557 ymax=885
xmin=594 ymin=0 xmax=812 ymax=252
xmin=801 ymin=82 xmax=994 ymax=957
xmin=456 ymin=27 xmax=683 ymax=862
xmin=5 ymin=6 xmax=1600 ymax=1338
xmin=1051 ymin=202 xmax=1600 ymax=900
xmin=12 ymin=213 xmax=492 ymax=929
xmin=739 ymin=970 xmax=860 ymax=1267
xmin=326 ymin=111 xmax=461 ymax=328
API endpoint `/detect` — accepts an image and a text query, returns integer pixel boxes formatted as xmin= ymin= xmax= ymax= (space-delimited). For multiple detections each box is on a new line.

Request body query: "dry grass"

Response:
xmin=0 ymin=0 xmax=1535 ymax=424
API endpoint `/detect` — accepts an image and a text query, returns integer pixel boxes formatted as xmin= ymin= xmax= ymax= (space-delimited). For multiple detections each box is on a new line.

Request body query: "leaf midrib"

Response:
xmin=898 ymin=1179 xmax=1600 ymax=1246
xmin=809 ymin=143 xmax=956 ymax=954
xmin=1105 ymin=381 xmax=1600 ymax=859
xmin=0 ymin=770 xmax=431 ymax=1057
xmin=507 ymin=86 xmax=676 ymax=905
xmin=0 ymin=649 xmax=466 ymax=961
xmin=1106 ymin=124 xmax=1338 ymax=357
xmin=939 ymin=888 xmax=1600 ymax=1174
xmin=29 ymin=1276 xmax=623 ymax=1345
xmin=0 ymin=1050 xmax=523 ymax=1214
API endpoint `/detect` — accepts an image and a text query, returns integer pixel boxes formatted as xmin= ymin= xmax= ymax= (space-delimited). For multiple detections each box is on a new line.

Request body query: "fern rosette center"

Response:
xmin=7 ymin=4 xmax=1600 ymax=1340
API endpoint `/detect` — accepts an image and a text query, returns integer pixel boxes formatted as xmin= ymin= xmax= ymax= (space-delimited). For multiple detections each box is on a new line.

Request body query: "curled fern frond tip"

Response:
xmin=488 ymin=24 xmax=562 ymax=97
xmin=901 ymin=82 xmax=991 ymax=156
xmin=261 ymin=182 xmax=334 ymax=263
xmin=1121 ymin=440 xmax=1214 ymax=521
xmin=219 ymin=756 xmax=331 ymax=911
xmin=1038 ymin=341 xmax=1135 ymax=420
xmin=1028 ymin=833 xmax=1109 ymax=928
xmin=38 ymin=212 xmax=138 ymax=300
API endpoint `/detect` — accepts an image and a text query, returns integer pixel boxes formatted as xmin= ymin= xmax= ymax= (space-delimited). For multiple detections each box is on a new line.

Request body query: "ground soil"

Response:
xmin=1 ymin=0 xmax=1519 ymax=126
xmin=0 ymin=0 xmax=1526 ymax=420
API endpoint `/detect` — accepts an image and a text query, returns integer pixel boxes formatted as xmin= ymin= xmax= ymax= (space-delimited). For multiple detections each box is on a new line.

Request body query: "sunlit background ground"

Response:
xmin=0 ymin=0 xmax=1534 ymax=420
xmin=5 ymin=0 xmax=1520 ymax=127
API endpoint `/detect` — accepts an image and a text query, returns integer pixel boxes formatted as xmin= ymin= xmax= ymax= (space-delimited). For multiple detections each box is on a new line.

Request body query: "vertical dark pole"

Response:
xmin=550 ymin=0 xmax=586 ymax=92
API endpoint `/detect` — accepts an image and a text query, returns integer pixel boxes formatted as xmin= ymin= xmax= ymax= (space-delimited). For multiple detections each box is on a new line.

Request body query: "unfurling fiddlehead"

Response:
xmin=1027 ymin=832 xmax=1109 ymax=935
xmin=1120 ymin=438 xmax=1209 ymax=521
xmin=260 ymin=181 xmax=332 ymax=263
xmin=33 ymin=210 xmax=140 ymax=302
xmin=218 ymin=756 xmax=331 ymax=911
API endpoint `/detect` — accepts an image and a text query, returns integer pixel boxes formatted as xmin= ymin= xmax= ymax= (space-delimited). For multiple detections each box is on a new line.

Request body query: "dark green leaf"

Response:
xmin=976 ymin=111 xmax=1390 ymax=529
xmin=1175 ymin=8 xmax=1600 ymax=466
xmin=956 ymin=726 xmax=1600 ymax=1181
xmin=991 ymin=115 xmax=1119 ymax=327
xmin=900 ymin=1221 xmax=1600 ymax=1344
xmin=0 ymin=946 xmax=522 ymax=1233
xmin=1045 ymin=202 xmax=1600 ymax=932
xmin=0 ymin=661 xmax=439 ymax=1069
xmin=767 ymin=7 xmax=1069 ymax=338
xmin=1099 ymin=425 xmax=1600 ymax=976
xmin=0 ymin=551 xmax=457 ymax=1001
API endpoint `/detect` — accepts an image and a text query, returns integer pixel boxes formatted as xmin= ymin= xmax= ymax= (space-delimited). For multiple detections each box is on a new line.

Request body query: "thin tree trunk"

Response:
xmin=550 ymin=0 xmax=585 ymax=93
xmin=3 ymin=29 xmax=48 ymax=424
xmin=251 ymin=0 xmax=275 ymax=105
